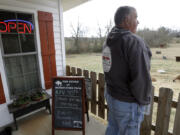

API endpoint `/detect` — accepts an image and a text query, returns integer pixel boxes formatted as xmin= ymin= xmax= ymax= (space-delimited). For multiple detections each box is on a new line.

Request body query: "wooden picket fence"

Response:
xmin=66 ymin=65 xmax=180 ymax=135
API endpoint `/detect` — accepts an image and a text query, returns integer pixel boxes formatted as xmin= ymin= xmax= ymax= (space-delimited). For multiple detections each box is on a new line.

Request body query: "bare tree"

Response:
xmin=97 ymin=23 xmax=105 ymax=46
xmin=94 ymin=20 xmax=113 ymax=52
xmin=70 ymin=20 xmax=87 ymax=53
xmin=104 ymin=20 xmax=113 ymax=37
xmin=97 ymin=20 xmax=113 ymax=38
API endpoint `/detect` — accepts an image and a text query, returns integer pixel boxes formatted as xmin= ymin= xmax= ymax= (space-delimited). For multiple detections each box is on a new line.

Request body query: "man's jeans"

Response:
xmin=105 ymin=91 xmax=145 ymax=135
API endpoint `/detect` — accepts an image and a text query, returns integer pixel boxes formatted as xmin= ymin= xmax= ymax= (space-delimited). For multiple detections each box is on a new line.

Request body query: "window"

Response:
xmin=0 ymin=10 xmax=41 ymax=97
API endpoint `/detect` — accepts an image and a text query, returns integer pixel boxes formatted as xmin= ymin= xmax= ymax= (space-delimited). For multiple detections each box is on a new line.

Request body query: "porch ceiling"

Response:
xmin=16 ymin=0 xmax=90 ymax=11
xmin=62 ymin=0 xmax=90 ymax=11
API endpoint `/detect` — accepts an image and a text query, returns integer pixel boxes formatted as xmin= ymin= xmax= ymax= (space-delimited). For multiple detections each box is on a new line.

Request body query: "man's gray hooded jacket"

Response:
xmin=102 ymin=26 xmax=152 ymax=105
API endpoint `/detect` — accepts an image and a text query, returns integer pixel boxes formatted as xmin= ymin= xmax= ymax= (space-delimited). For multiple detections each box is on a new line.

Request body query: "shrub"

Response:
xmin=137 ymin=27 xmax=173 ymax=48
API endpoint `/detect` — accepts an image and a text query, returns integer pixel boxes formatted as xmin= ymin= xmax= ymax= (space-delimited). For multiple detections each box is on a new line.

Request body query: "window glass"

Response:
xmin=5 ymin=56 xmax=40 ymax=96
xmin=0 ymin=11 xmax=17 ymax=33
xmin=17 ymin=13 xmax=34 ymax=34
xmin=22 ymin=55 xmax=40 ymax=91
xmin=2 ymin=34 xmax=20 ymax=54
xmin=8 ymin=76 xmax=25 ymax=96
xmin=22 ymin=55 xmax=38 ymax=73
xmin=24 ymin=73 xmax=40 ymax=91
xmin=20 ymin=34 xmax=35 ymax=52
xmin=0 ymin=11 xmax=16 ymax=21
xmin=4 ymin=57 xmax=23 ymax=76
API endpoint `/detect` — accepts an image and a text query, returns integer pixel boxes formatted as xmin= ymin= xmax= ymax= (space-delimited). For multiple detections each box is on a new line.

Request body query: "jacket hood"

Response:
xmin=106 ymin=26 xmax=131 ymax=45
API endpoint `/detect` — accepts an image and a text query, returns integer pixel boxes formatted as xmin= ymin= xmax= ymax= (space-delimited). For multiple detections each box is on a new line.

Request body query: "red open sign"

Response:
xmin=0 ymin=21 xmax=32 ymax=34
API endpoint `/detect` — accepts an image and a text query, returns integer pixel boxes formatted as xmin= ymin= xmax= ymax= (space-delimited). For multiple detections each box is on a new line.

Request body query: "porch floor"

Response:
xmin=12 ymin=110 xmax=106 ymax=135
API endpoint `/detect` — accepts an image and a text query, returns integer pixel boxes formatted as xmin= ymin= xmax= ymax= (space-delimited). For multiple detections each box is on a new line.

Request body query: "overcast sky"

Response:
xmin=63 ymin=0 xmax=180 ymax=37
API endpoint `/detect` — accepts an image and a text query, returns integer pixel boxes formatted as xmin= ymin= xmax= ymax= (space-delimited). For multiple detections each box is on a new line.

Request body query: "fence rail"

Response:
xmin=66 ymin=65 xmax=180 ymax=135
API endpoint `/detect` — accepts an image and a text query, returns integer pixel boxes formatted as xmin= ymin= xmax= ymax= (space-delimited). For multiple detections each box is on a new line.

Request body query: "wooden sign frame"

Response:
xmin=52 ymin=76 xmax=85 ymax=135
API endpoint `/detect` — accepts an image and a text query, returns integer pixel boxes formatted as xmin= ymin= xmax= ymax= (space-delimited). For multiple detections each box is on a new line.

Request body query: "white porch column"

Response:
xmin=58 ymin=0 xmax=66 ymax=76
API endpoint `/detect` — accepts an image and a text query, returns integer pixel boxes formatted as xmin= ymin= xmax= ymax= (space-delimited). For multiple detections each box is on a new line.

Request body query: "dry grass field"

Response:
xmin=150 ymin=43 xmax=180 ymax=100
xmin=66 ymin=43 xmax=180 ymax=100
xmin=66 ymin=43 xmax=180 ymax=132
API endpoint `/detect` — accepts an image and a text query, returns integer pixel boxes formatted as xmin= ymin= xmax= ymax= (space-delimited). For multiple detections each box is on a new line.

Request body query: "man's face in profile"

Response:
xmin=126 ymin=9 xmax=139 ymax=33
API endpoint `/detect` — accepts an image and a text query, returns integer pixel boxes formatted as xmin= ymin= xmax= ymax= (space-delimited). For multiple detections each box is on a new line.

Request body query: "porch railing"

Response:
xmin=66 ymin=65 xmax=180 ymax=135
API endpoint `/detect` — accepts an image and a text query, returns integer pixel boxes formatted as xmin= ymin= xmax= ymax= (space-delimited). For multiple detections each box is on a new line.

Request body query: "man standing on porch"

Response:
xmin=102 ymin=6 xmax=152 ymax=135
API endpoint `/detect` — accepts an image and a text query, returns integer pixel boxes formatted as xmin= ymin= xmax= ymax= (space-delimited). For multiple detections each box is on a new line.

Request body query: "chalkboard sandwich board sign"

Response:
xmin=52 ymin=76 xmax=85 ymax=135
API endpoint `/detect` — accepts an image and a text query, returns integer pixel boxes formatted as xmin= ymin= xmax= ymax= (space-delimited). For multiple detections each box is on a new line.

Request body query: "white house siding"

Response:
xmin=0 ymin=0 xmax=66 ymax=127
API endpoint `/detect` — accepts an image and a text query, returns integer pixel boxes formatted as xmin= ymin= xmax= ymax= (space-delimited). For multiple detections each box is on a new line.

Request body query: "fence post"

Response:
xmin=155 ymin=87 xmax=173 ymax=135
xmin=66 ymin=65 xmax=71 ymax=76
xmin=71 ymin=67 xmax=76 ymax=76
xmin=140 ymin=86 xmax=155 ymax=135
xmin=173 ymin=93 xmax=180 ymax=135
xmin=83 ymin=70 xmax=89 ymax=111
xmin=98 ymin=73 xmax=105 ymax=119
xmin=77 ymin=68 xmax=82 ymax=76
xmin=83 ymin=70 xmax=89 ymax=79
xmin=90 ymin=72 xmax=97 ymax=115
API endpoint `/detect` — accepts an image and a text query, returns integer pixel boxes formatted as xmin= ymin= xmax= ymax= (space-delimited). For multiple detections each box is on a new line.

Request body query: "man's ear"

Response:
xmin=123 ymin=17 xmax=130 ymax=27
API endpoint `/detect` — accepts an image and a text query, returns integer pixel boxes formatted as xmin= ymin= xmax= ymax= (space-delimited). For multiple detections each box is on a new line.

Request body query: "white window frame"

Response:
xmin=0 ymin=8 xmax=45 ymax=100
